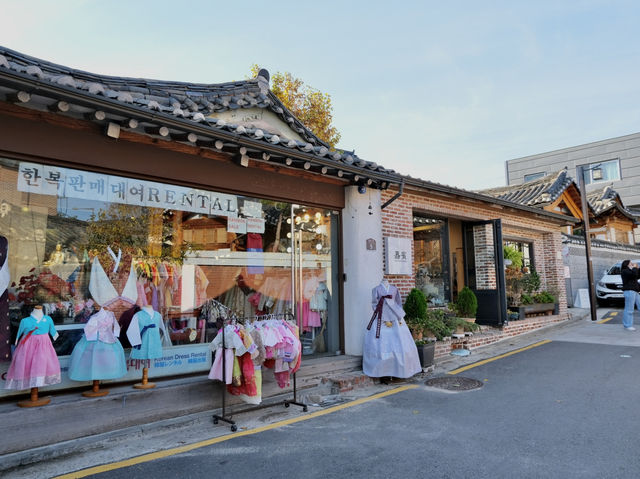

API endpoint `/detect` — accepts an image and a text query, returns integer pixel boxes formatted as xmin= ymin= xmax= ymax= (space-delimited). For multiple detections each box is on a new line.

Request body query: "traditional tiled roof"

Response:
xmin=477 ymin=168 xmax=575 ymax=208
xmin=587 ymin=185 xmax=638 ymax=222
xmin=0 ymin=46 xmax=396 ymax=186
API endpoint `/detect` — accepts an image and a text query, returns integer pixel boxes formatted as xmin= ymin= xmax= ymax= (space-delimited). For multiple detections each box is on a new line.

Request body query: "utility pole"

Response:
xmin=577 ymin=165 xmax=598 ymax=321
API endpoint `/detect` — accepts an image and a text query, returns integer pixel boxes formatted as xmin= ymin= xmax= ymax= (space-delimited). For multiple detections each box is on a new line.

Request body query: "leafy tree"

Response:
xmin=249 ymin=65 xmax=341 ymax=148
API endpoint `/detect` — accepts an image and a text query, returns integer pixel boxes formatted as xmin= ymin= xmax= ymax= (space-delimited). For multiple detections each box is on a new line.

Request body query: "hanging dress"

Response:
xmin=68 ymin=308 xmax=127 ymax=381
xmin=363 ymin=282 xmax=421 ymax=378
xmin=88 ymin=256 xmax=138 ymax=307
xmin=5 ymin=313 xmax=61 ymax=389
xmin=127 ymin=308 xmax=166 ymax=360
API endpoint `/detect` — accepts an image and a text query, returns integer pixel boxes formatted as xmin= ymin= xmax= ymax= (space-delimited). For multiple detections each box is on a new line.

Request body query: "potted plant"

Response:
xmin=453 ymin=286 xmax=478 ymax=323
xmin=422 ymin=309 xmax=453 ymax=340
xmin=445 ymin=315 xmax=480 ymax=336
xmin=415 ymin=338 xmax=436 ymax=368
xmin=404 ymin=288 xmax=428 ymax=339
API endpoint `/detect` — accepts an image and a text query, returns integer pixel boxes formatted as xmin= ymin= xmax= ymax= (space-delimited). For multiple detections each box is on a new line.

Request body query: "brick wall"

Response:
xmin=381 ymin=188 xmax=567 ymax=301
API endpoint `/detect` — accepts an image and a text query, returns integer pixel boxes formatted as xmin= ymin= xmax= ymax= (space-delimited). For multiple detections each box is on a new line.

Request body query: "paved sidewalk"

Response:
xmin=2 ymin=307 xmax=607 ymax=478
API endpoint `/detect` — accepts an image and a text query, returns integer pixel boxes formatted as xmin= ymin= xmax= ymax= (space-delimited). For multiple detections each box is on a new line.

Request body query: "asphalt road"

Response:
xmin=64 ymin=308 xmax=640 ymax=479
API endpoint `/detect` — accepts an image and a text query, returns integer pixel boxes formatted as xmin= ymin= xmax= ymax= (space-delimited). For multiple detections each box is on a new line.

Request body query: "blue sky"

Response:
xmin=2 ymin=0 xmax=639 ymax=190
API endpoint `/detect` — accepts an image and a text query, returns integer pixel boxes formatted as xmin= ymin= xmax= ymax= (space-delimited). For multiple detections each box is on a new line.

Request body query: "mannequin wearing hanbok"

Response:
xmin=68 ymin=308 xmax=127 ymax=381
xmin=127 ymin=305 xmax=165 ymax=360
xmin=5 ymin=306 xmax=61 ymax=390
xmin=127 ymin=305 xmax=165 ymax=389
xmin=363 ymin=280 xmax=421 ymax=378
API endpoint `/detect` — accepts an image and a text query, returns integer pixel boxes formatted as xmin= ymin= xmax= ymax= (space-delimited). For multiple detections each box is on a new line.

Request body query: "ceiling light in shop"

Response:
xmin=315 ymin=243 xmax=322 ymax=250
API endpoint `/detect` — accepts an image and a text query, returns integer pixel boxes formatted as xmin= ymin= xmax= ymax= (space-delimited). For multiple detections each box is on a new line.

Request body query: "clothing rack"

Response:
xmin=211 ymin=307 xmax=307 ymax=431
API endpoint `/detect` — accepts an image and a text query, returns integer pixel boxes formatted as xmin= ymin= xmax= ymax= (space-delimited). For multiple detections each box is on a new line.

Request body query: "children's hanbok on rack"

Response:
xmin=68 ymin=308 xmax=127 ymax=381
xmin=363 ymin=281 xmax=421 ymax=379
xmin=127 ymin=307 xmax=166 ymax=359
xmin=5 ymin=310 xmax=61 ymax=389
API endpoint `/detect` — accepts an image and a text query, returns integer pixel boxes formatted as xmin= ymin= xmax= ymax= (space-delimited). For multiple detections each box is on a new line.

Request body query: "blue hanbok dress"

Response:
xmin=127 ymin=308 xmax=165 ymax=360
xmin=68 ymin=308 xmax=127 ymax=381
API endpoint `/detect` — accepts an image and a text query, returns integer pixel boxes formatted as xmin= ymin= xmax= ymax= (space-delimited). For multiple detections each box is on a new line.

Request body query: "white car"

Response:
xmin=595 ymin=260 xmax=640 ymax=306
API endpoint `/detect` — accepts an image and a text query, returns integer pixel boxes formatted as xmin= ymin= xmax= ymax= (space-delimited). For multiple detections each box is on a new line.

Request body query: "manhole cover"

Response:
xmin=425 ymin=377 xmax=483 ymax=391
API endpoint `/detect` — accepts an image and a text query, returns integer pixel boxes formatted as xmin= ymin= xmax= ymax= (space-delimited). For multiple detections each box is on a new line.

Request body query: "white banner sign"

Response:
xmin=246 ymin=217 xmax=265 ymax=233
xmin=17 ymin=162 xmax=238 ymax=217
xmin=227 ymin=217 xmax=247 ymax=233
xmin=384 ymin=236 xmax=412 ymax=275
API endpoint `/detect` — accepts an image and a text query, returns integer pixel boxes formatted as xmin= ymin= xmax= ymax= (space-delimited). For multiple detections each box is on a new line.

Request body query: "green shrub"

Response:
xmin=422 ymin=314 xmax=453 ymax=340
xmin=520 ymin=293 xmax=534 ymax=305
xmin=454 ymin=286 xmax=478 ymax=318
xmin=444 ymin=316 xmax=480 ymax=333
xmin=521 ymin=269 xmax=541 ymax=295
xmin=404 ymin=288 xmax=428 ymax=321
xmin=533 ymin=291 xmax=556 ymax=304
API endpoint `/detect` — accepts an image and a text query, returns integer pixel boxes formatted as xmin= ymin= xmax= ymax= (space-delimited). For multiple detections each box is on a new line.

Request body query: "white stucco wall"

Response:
xmin=342 ymin=186 xmax=384 ymax=356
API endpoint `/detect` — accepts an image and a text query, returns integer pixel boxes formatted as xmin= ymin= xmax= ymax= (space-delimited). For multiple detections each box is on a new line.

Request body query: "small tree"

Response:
xmin=404 ymin=288 xmax=428 ymax=321
xmin=455 ymin=286 xmax=478 ymax=318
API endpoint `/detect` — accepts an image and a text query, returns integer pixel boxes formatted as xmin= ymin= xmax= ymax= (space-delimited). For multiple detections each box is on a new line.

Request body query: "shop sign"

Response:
xmin=384 ymin=236 xmax=412 ymax=275
xmin=247 ymin=217 xmax=265 ymax=233
xmin=227 ymin=217 xmax=247 ymax=233
xmin=0 ymin=343 xmax=212 ymax=398
xmin=17 ymin=162 xmax=238 ymax=217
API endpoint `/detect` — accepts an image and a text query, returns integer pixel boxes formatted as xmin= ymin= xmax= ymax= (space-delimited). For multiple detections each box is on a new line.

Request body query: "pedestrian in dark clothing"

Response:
xmin=621 ymin=259 xmax=640 ymax=330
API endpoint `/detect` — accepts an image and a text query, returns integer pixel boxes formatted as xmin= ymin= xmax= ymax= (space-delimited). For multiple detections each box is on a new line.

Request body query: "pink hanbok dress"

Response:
xmin=5 ymin=313 xmax=61 ymax=389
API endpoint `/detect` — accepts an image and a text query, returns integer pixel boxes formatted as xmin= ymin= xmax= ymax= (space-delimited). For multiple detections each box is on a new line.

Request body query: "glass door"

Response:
xmin=291 ymin=205 xmax=340 ymax=356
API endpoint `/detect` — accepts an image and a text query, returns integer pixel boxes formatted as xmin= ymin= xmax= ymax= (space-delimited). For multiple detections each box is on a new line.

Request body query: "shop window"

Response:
xmin=503 ymin=240 xmax=534 ymax=272
xmin=413 ymin=215 xmax=449 ymax=306
xmin=0 ymin=158 xmax=339 ymax=393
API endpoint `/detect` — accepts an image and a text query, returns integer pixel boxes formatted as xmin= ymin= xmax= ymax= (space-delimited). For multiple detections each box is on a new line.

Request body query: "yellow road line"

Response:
xmin=598 ymin=317 xmax=613 ymax=324
xmin=447 ymin=340 xmax=552 ymax=375
xmin=610 ymin=311 xmax=619 ymax=315
xmin=54 ymin=384 xmax=418 ymax=479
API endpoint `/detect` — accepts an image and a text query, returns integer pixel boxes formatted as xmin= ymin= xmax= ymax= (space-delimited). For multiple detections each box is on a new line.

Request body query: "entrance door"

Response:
xmin=462 ymin=219 xmax=507 ymax=326
xmin=291 ymin=205 xmax=339 ymax=356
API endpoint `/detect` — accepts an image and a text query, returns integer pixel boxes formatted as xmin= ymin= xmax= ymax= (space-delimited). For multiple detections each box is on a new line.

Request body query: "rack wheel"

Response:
xmin=213 ymin=418 xmax=218 ymax=424
xmin=303 ymin=406 xmax=308 ymax=412
xmin=231 ymin=425 xmax=237 ymax=432
xmin=284 ymin=402 xmax=290 ymax=408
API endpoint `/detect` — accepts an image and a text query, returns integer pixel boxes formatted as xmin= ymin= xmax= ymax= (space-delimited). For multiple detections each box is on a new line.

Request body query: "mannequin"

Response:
xmin=363 ymin=280 xmax=421 ymax=380
xmin=127 ymin=305 xmax=166 ymax=389
xmin=68 ymin=308 xmax=127 ymax=397
xmin=5 ymin=305 xmax=61 ymax=407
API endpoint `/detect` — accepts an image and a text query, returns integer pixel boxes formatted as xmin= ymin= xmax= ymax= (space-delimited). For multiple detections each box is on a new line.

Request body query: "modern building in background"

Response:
xmin=505 ymin=132 xmax=640 ymax=210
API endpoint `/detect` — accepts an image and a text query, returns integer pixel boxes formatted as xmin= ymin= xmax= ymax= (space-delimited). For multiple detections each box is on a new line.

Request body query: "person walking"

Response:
xmin=621 ymin=259 xmax=640 ymax=330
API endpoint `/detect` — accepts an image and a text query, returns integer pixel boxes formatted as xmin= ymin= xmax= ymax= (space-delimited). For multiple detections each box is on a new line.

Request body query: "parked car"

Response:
xmin=596 ymin=260 xmax=640 ymax=306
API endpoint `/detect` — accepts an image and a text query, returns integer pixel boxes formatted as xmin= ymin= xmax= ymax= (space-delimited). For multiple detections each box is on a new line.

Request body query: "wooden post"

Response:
xmin=133 ymin=367 xmax=156 ymax=389
xmin=17 ymin=387 xmax=51 ymax=408
xmin=82 ymin=379 xmax=109 ymax=397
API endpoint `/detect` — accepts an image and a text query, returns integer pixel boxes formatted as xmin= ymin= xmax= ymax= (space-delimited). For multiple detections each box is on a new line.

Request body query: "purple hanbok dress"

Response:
xmin=363 ymin=282 xmax=421 ymax=378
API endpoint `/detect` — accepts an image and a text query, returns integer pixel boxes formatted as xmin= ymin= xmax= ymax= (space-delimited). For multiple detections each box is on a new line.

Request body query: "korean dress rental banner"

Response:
xmin=5 ymin=313 xmax=61 ymax=389
xmin=127 ymin=308 xmax=166 ymax=360
xmin=68 ymin=309 xmax=127 ymax=381
xmin=363 ymin=282 xmax=421 ymax=378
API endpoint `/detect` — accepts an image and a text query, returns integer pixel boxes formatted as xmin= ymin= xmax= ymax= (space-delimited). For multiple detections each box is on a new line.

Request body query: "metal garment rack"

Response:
xmin=212 ymin=312 xmax=307 ymax=432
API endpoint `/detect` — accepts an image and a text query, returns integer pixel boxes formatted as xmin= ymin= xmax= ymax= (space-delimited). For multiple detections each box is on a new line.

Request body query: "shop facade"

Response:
xmin=0 ymin=45 xmax=402 ymax=413
xmin=376 ymin=180 xmax=575 ymax=346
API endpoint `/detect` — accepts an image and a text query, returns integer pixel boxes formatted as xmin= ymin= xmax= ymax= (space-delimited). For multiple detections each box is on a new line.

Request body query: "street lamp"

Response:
xmin=577 ymin=164 xmax=599 ymax=321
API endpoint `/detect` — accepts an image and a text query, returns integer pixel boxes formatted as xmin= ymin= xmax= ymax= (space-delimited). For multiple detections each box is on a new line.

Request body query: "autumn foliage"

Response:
xmin=250 ymin=65 xmax=341 ymax=148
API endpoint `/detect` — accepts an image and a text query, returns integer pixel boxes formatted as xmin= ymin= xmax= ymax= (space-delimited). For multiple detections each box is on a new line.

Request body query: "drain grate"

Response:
xmin=425 ymin=376 xmax=483 ymax=391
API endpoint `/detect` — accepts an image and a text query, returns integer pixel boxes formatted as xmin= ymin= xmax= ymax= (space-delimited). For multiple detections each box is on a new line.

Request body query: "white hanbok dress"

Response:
xmin=363 ymin=282 xmax=422 ymax=378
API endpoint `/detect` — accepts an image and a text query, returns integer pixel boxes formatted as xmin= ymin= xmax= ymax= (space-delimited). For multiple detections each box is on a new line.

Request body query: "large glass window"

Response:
xmin=413 ymin=215 xmax=449 ymax=306
xmin=580 ymin=159 xmax=621 ymax=185
xmin=0 ymin=157 xmax=339 ymax=392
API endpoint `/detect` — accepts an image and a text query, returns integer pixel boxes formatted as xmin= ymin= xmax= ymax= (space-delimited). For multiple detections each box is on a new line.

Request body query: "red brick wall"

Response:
xmin=380 ymin=187 xmax=568 ymax=312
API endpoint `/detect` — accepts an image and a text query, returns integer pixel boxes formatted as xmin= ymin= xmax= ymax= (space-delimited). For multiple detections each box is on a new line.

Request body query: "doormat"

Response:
xmin=425 ymin=376 xmax=483 ymax=391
